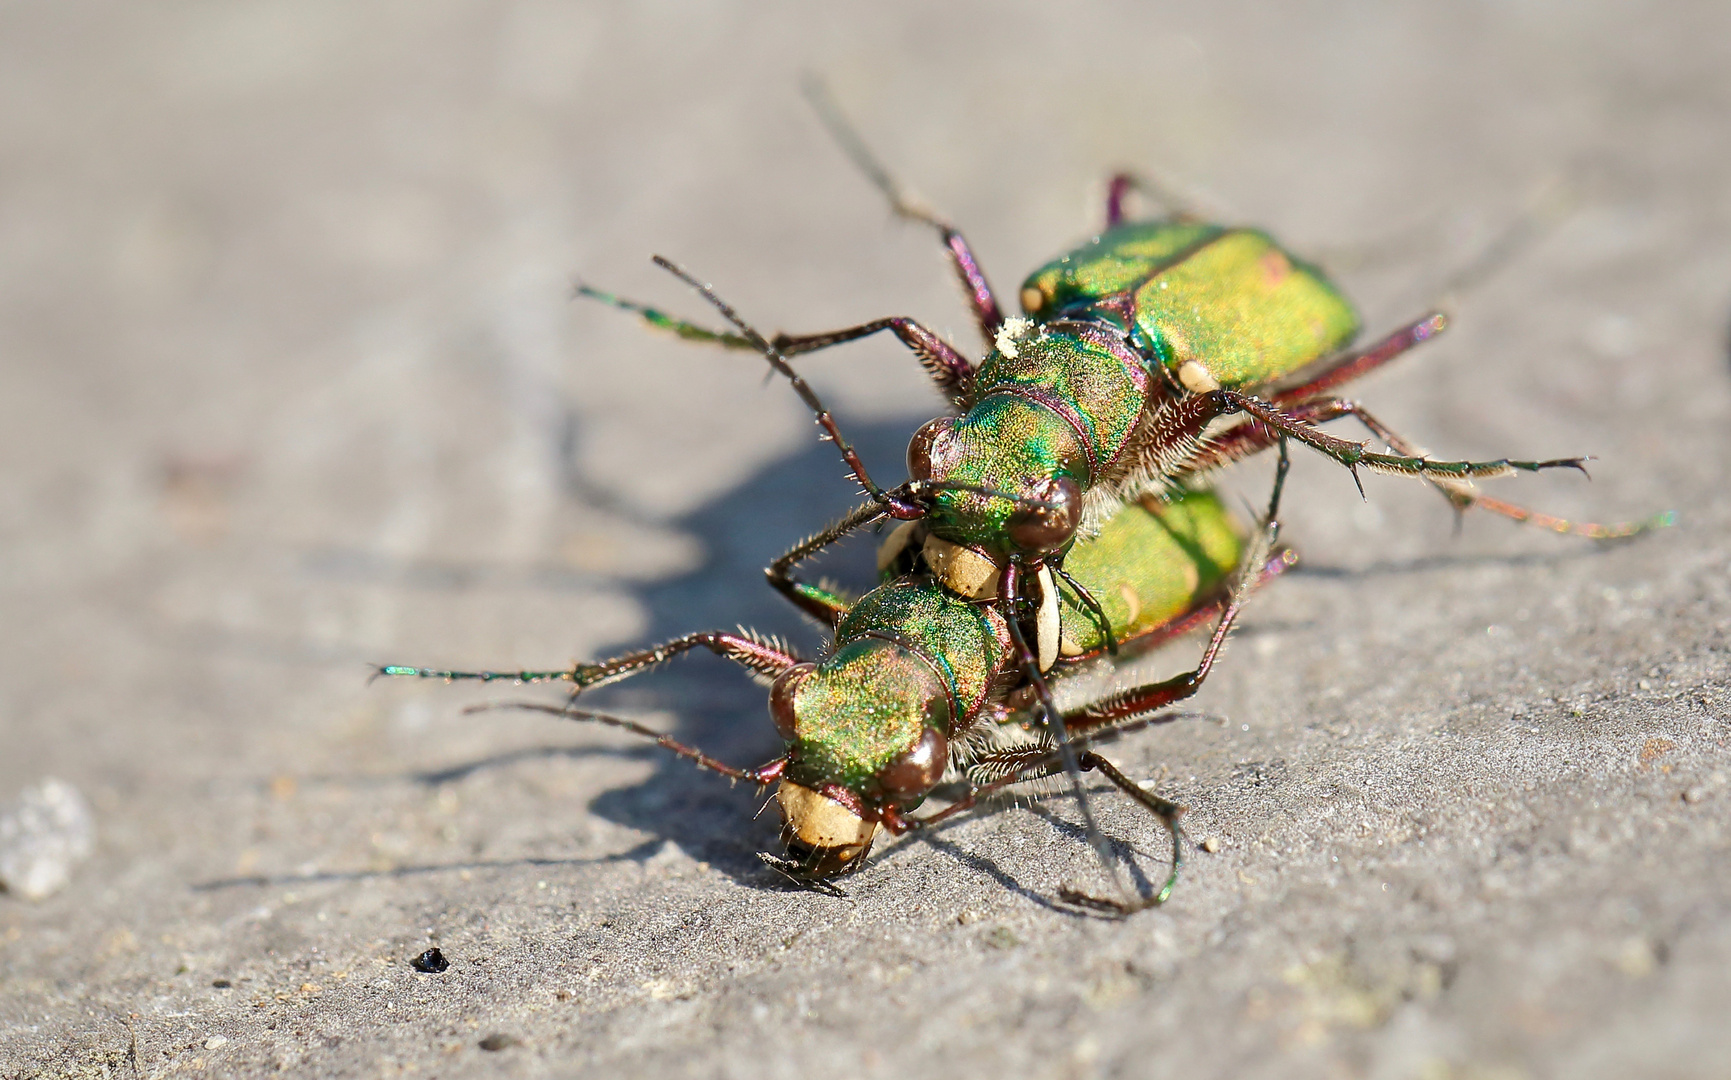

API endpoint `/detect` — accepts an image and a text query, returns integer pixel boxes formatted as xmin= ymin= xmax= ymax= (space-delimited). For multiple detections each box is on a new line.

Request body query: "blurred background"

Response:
xmin=2 ymin=2 xmax=1728 ymax=1077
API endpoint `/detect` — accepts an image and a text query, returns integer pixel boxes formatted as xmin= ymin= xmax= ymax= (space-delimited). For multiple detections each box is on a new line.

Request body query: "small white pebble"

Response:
xmin=204 ymin=1036 xmax=228 ymax=1050
xmin=0 ymin=778 xmax=95 ymax=900
xmin=1200 ymin=837 xmax=1222 ymax=853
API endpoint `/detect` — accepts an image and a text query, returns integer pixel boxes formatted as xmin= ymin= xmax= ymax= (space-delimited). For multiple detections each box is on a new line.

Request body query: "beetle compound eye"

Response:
xmin=768 ymin=663 xmax=815 ymax=741
xmin=906 ymin=417 xmax=957 ymax=483
xmin=876 ymin=726 xmax=949 ymax=801
xmin=1007 ymin=476 xmax=1082 ymax=554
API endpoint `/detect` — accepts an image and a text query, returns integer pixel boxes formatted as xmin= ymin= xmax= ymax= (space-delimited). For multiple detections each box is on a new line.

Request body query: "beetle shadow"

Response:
xmin=558 ymin=414 xmax=923 ymax=885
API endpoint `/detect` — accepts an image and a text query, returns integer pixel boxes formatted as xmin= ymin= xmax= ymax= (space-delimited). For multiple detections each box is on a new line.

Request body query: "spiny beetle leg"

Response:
xmin=801 ymin=75 xmax=1004 ymax=342
xmin=1064 ymin=455 xmax=1284 ymax=738
xmin=559 ymin=630 xmax=804 ymax=693
xmin=653 ymin=256 xmax=911 ymax=517
xmin=1299 ymin=398 xmax=1667 ymax=538
xmin=372 ymin=664 xmax=576 ymax=685
xmin=1191 ymin=397 xmax=1668 ymax=539
xmin=574 ymin=282 xmax=756 ymax=350
xmin=765 ymin=317 xmax=975 ymax=408
xmin=1215 ymin=390 xmax=1589 ymax=487
xmin=1050 ymin=443 xmax=1288 ymax=912
xmin=759 ymin=482 xmax=1067 ymax=628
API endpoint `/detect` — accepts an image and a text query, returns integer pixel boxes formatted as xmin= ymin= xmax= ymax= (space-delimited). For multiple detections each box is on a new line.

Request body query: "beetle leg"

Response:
xmin=1060 ymin=753 xmax=1186 ymax=912
xmin=1104 ymin=171 xmax=1202 ymax=228
xmin=925 ymin=450 xmax=1289 ymax=913
xmin=1309 ymin=400 xmax=1670 ymax=537
xmin=377 ymin=633 xmax=805 ymax=783
xmin=802 ymin=77 xmax=1004 ymax=342
xmin=372 ymin=665 xmax=570 ymax=685
xmin=578 ymin=282 xmax=977 ymax=408
xmin=912 ymin=219 xmax=1004 ymax=345
xmin=765 ymin=500 xmax=885 ymax=628
xmin=764 ymin=317 xmax=975 ymax=408
xmin=1055 ymin=543 xmax=1299 ymax=667
xmin=1061 ymin=440 xmax=1285 ymax=740
xmin=1040 ymin=449 xmax=1287 ymax=913
xmin=1105 ymin=173 xmax=1135 ymax=228
xmin=574 ymin=282 xmax=756 ymax=349
xmin=1212 ymin=389 xmax=1591 ymax=487
xmin=1187 ymin=398 xmax=1670 ymax=539
xmin=1267 ymin=311 xmax=1448 ymax=400
xmin=1000 ymin=562 xmax=1131 ymax=905
xmin=378 ymin=630 xmax=802 ymax=696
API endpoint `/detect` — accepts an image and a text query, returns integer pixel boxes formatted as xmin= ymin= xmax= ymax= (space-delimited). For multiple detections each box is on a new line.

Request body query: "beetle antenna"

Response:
xmin=652 ymin=256 xmax=920 ymax=518
xmin=371 ymin=663 xmax=572 ymax=685
xmin=464 ymin=699 xmax=780 ymax=785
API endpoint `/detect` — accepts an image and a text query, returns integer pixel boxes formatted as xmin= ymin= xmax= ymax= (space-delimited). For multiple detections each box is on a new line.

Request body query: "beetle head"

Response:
xmin=764 ymin=652 xmax=952 ymax=879
xmin=906 ymin=417 xmax=1084 ymax=560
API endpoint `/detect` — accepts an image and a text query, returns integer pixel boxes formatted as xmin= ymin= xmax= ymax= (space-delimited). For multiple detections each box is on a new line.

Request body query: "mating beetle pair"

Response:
xmin=383 ymin=93 xmax=1664 ymax=909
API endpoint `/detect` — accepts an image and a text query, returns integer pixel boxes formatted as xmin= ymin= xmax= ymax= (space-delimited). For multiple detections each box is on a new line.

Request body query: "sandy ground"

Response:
xmin=2 ymin=3 xmax=1729 ymax=1077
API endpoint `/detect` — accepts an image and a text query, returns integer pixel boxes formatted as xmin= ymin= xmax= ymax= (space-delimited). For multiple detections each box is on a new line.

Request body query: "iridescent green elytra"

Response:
xmin=1020 ymin=224 xmax=1360 ymax=389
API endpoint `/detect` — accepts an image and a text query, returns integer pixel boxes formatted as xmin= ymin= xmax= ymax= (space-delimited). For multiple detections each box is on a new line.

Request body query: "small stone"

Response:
xmin=1200 ymin=836 xmax=1222 ymax=853
xmin=1683 ymin=786 xmax=1710 ymax=805
xmin=478 ymin=1033 xmax=521 ymax=1051
xmin=411 ymin=947 xmax=449 ymax=973
xmin=0 ymin=778 xmax=95 ymax=900
xmin=204 ymin=1036 xmax=228 ymax=1050
xmin=211 ymin=979 xmax=232 ymax=989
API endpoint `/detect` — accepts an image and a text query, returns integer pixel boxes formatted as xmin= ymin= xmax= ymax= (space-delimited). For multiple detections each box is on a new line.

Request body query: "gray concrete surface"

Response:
xmin=2 ymin=3 xmax=1729 ymax=1077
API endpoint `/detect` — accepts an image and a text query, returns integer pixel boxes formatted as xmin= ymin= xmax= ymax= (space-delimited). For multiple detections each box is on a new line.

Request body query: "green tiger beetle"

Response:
xmin=572 ymin=115 xmax=1664 ymax=890
xmin=380 ymin=459 xmax=1295 ymax=912
xmin=581 ymin=89 xmax=1669 ymax=629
